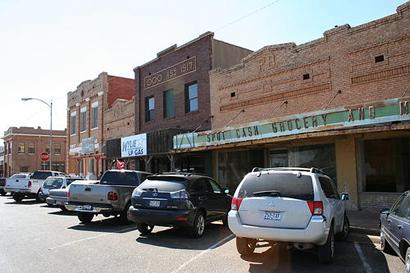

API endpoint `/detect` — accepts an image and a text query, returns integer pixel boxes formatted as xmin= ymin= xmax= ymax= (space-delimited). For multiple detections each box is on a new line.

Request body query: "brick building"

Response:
xmin=128 ymin=32 xmax=252 ymax=173
xmin=174 ymin=2 xmax=410 ymax=210
xmin=104 ymin=97 xmax=135 ymax=168
xmin=0 ymin=146 xmax=4 ymax=177
xmin=67 ymin=72 xmax=134 ymax=177
xmin=2 ymin=127 xmax=66 ymax=176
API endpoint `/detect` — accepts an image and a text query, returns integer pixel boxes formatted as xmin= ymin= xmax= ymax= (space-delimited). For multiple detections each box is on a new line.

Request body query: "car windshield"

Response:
xmin=238 ymin=172 xmax=314 ymax=201
xmin=31 ymin=172 xmax=52 ymax=180
xmin=43 ymin=178 xmax=63 ymax=189
xmin=139 ymin=177 xmax=188 ymax=192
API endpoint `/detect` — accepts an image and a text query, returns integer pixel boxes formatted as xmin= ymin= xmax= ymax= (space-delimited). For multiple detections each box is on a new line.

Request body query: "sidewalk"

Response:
xmin=347 ymin=210 xmax=380 ymax=236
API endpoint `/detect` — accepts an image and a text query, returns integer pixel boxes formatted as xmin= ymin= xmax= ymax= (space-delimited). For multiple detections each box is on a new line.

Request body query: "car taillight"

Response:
xmin=107 ymin=191 xmax=118 ymax=201
xmin=307 ymin=201 xmax=323 ymax=215
xmin=231 ymin=197 xmax=243 ymax=210
xmin=28 ymin=181 xmax=32 ymax=188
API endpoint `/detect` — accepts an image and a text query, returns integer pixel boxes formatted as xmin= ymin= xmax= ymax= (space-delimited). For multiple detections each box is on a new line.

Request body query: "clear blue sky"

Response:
xmin=0 ymin=0 xmax=407 ymax=137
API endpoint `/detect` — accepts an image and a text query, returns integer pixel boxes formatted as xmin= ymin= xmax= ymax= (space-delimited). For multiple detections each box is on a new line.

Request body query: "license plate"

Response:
xmin=80 ymin=205 xmax=93 ymax=211
xmin=149 ymin=200 xmax=160 ymax=207
xmin=264 ymin=211 xmax=281 ymax=220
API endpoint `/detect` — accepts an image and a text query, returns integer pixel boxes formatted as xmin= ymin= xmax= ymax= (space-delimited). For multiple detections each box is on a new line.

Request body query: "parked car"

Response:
xmin=228 ymin=167 xmax=350 ymax=264
xmin=66 ymin=170 xmax=152 ymax=224
xmin=128 ymin=173 xmax=232 ymax=238
xmin=6 ymin=170 xmax=64 ymax=202
xmin=46 ymin=179 xmax=97 ymax=211
xmin=380 ymin=191 xmax=410 ymax=272
xmin=4 ymin=173 xmax=32 ymax=202
xmin=40 ymin=176 xmax=83 ymax=202
xmin=0 ymin=177 xmax=6 ymax=196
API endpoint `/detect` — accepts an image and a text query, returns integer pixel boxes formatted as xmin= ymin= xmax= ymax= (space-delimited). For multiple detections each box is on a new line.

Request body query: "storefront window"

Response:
xmin=269 ymin=144 xmax=337 ymax=181
xmin=217 ymin=149 xmax=264 ymax=192
xmin=363 ymin=137 xmax=410 ymax=192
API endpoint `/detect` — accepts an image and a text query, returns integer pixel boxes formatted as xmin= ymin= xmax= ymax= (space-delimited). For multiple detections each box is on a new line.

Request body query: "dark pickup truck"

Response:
xmin=66 ymin=170 xmax=152 ymax=224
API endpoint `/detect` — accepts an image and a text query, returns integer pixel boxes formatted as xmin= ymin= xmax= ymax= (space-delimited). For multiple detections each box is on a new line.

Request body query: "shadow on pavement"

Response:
xmin=135 ymin=222 xmax=233 ymax=250
xmin=240 ymin=233 xmax=392 ymax=273
xmin=4 ymin=199 xmax=39 ymax=205
xmin=68 ymin=217 xmax=137 ymax=233
xmin=48 ymin=210 xmax=76 ymax=216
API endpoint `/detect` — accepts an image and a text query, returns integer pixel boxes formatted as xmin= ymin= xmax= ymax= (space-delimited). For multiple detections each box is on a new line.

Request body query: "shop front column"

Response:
xmin=335 ymin=136 xmax=359 ymax=210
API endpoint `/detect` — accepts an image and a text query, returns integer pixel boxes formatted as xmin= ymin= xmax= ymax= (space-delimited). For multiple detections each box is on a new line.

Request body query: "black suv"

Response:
xmin=128 ymin=173 xmax=232 ymax=238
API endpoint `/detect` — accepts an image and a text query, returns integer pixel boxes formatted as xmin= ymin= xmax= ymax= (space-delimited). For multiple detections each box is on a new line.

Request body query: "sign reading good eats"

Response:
xmin=121 ymin=133 xmax=147 ymax=158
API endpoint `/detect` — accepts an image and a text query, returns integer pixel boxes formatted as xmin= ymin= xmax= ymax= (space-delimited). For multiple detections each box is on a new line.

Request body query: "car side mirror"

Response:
xmin=341 ymin=192 xmax=350 ymax=201
xmin=224 ymin=188 xmax=229 ymax=194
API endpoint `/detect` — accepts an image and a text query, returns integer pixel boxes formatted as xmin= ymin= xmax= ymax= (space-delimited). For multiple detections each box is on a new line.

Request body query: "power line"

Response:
xmin=216 ymin=0 xmax=281 ymax=32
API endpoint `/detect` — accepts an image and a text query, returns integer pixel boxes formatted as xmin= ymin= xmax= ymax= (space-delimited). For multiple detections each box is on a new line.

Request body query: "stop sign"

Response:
xmin=40 ymin=152 xmax=49 ymax=161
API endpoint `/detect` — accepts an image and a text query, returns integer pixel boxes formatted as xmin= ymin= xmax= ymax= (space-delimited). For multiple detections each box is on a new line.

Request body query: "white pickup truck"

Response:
xmin=5 ymin=170 xmax=65 ymax=202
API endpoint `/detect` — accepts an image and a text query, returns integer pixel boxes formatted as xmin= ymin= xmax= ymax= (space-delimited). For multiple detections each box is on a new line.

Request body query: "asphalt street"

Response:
xmin=0 ymin=195 xmax=404 ymax=273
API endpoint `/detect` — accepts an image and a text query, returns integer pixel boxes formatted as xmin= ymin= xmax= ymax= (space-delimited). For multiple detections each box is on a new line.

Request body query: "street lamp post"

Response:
xmin=21 ymin=98 xmax=53 ymax=171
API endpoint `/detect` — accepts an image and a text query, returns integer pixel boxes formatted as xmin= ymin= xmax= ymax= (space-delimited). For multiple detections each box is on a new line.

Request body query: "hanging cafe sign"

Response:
xmin=173 ymin=98 xmax=410 ymax=150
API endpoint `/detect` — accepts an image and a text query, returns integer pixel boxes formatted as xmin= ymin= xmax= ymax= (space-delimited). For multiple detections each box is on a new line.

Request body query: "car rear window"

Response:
xmin=139 ymin=177 xmax=188 ymax=192
xmin=238 ymin=172 xmax=314 ymax=201
xmin=100 ymin=171 xmax=140 ymax=186
xmin=31 ymin=171 xmax=52 ymax=180
xmin=66 ymin=178 xmax=83 ymax=185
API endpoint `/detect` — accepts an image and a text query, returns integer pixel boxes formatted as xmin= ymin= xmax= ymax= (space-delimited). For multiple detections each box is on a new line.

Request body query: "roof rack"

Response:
xmin=251 ymin=167 xmax=324 ymax=174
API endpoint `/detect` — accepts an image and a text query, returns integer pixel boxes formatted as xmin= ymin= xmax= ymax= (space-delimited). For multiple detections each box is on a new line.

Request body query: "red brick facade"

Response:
xmin=2 ymin=127 xmax=67 ymax=176
xmin=210 ymin=2 xmax=410 ymax=129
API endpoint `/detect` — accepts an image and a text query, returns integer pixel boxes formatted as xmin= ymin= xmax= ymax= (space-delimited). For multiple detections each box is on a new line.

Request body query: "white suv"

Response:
xmin=228 ymin=167 xmax=350 ymax=264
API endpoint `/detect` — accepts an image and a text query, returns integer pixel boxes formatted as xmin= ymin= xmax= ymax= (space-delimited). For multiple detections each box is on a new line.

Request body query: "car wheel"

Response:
xmin=190 ymin=212 xmax=206 ymax=238
xmin=77 ymin=212 xmax=93 ymax=224
xmin=222 ymin=213 xmax=228 ymax=227
xmin=119 ymin=203 xmax=131 ymax=224
xmin=59 ymin=206 xmax=68 ymax=212
xmin=13 ymin=194 xmax=23 ymax=203
xmin=318 ymin=225 xmax=334 ymax=264
xmin=336 ymin=215 xmax=349 ymax=241
xmin=405 ymin=247 xmax=410 ymax=273
xmin=380 ymin=230 xmax=394 ymax=254
xmin=236 ymin=237 xmax=256 ymax=256
xmin=137 ymin=223 xmax=154 ymax=235
xmin=35 ymin=191 xmax=42 ymax=202
xmin=0 ymin=189 xmax=6 ymax=196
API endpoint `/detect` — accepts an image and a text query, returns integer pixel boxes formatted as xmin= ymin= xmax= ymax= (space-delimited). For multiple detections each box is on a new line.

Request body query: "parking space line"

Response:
xmin=354 ymin=242 xmax=372 ymax=273
xmin=48 ymin=226 xmax=136 ymax=251
xmin=170 ymin=234 xmax=235 ymax=273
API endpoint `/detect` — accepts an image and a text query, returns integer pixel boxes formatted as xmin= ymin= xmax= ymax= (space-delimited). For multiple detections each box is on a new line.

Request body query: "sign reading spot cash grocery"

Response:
xmin=121 ymin=133 xmax=147 ymax=158
xmin=173 ymin=98 xmax=410 ymax=149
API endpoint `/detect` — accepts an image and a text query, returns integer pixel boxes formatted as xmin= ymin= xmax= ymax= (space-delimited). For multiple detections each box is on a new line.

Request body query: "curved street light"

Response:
xmin=21 ymin=97 xmax=53 ymax=171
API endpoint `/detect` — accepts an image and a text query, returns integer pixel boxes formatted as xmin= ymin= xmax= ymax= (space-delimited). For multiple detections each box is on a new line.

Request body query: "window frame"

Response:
xmin=80 ymin=107 xmax=87 ymax=132
xmin=91 ymin=102 xmax=98 ymax=129
xmin=70 ymin=111 xmax=77 ymax=135
xmin=17 ymin=143 xmax=25 ymax=154
xmin=145 ymin=96 xmax=155 ymax=122
xmin=163 ymin=89 xmax=176 ymax=118
xmin=185 ymin=82 xmax=199 ymax=113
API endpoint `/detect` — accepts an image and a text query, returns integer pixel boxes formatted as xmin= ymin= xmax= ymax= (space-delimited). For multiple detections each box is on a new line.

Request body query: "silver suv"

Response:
xmin=228 ymin=167 xmax=350 ymax=264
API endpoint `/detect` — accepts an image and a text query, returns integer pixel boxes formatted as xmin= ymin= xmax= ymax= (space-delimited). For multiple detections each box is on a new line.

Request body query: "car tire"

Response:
xmin=59 ymin=206 xmax=68 ymax=212
xmin=190 ymin=212 xmax=206 ymax=238
xmin=119 ymin=203 xmax=131 ymax=224
xmin=336 ymin=215 xmax=349 ymax=241
xmin=137 ymin=223 xmax=154 ymax=235
xmin=236 ymin=237 xmax=256 ymax=256
xmin=0 ymin=189 xmax=6 ymax=196
xmin=405 ymin=247 xmax=410 ymax=273
xmin=380 ymin=230 xmax=394 ymax=254
xmin=318 ymin=225 xmax=335 ymax=264
xmin=222 ymin=213 xmax=228 ymax=227
xmin=36 ymin=191 xmax=42 ymax=202
xmin=77 ymin=212 xmax=94 ymax=224
xmin=13 ymin=194 xmax=23 ymax=203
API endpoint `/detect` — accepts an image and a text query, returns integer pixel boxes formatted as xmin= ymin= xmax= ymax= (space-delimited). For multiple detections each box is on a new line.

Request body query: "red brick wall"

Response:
xmin=107 ymin=76 xmax=135 ymax=108
xmin=210 ymin=2 xmax=410 ymax=129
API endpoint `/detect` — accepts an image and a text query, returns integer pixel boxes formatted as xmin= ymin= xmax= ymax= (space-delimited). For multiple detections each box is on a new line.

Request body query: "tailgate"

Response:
xmin=6 ymin=178 xmax=29 ymax=190
xmin=68 ymin=183 xmax=112 ymax=204
xmin=238 ymin=197 xmax=312 ymax=229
